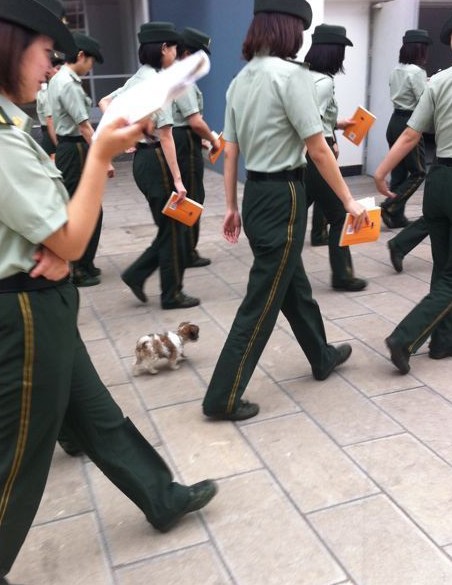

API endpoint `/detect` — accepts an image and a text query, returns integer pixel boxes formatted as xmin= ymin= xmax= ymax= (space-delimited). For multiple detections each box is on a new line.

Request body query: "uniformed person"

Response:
xmin=375 ymin=15 xmax=452 ymax=374
xmin=99 ymin=22 xmax=200 ymax=309
xmin=36 ymin=53 xmax=64 ymax=157
xmin=381 ymin=28 xmax=432 ymax=229
xmin=172 ymin=27 xmax=221 ymax=268
xmin=202 ymin=0 xmax=367 ymax=421
xmin=304 ymin=24 xmax=367 ymax=292
xmin=0 ymin=3 xmax=217 ymax=583
xmin=48 ymin=32 xmax=108 ymax=287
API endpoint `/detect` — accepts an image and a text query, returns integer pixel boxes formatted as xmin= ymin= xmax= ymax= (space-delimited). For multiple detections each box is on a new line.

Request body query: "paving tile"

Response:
xmin=208 ymin=472 xmax=345 ymax=585
xmin=84 ymin=338 xmax=129 ymax=386
xmin=151 ymin=402 xmax=262 ymax=482
xmin=374 ymin=387 xmax=452 ymax=463
xmin=9 ymin=514 xmax=111 ymax=585
xmin=284 ymin=376 xmax=402 ymax=445
xmin=116 ymin=543 xmax=232 ymax=585
xmin=309 ymin=495 xmax=452 ymax=585
xmin=347 ymin=434 xmax=452 ymax=545
xmin=243 ymin=413 xmax=378 ymax=512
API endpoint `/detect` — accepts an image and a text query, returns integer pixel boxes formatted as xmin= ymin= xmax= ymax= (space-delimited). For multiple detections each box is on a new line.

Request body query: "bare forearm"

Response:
xmin=188 ymin=113 xmax=217 ymax=143
xmin=46 ymin=116 xmax=58 ymax=146
xmin=224 ymin=142 xmax=239 ymax=210
xmin=160 ymin=126 xmax=182 ymax=184
xmin=79 ymin=120 xmax=95 ymax=145
xmin=374 ymin=128 xmax=422 ymax=180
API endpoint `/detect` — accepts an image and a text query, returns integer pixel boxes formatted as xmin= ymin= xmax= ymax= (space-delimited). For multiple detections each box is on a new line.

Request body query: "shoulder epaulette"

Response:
xmin=0 ymin=106 xmax=14 ymax=126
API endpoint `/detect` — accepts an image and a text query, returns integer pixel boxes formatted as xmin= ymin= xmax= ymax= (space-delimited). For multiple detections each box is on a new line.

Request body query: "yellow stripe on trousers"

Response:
xmin=226 ymin=182 xmax=298 ymax=413
xmin=0 ymin=293 xmax=34 ymax=524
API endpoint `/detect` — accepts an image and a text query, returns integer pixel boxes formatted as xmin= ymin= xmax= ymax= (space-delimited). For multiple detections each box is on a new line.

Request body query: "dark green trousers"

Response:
xmin=55 ymin=140 xmax=103 ymax=272
xmin=203 ymin=178 xmax=338 ymax=415
xmin=390 ymin=165 xmax=452 ymax=353
xmin=173 ymin=127 xmax=205 ymax=262
xmin=124 ymin=145 xmax=187 ymax=305
xmin=310 ymin=200 xmax=328 ymax=245
xmin=40 ymin=126 xmax=56 ymax=156
xmin=305 ymin=152 xmax=355 ymax=285
xmin=0 ymin=283 xmax=189 ymax=577
xmin=389 ymin=215 xmax=429 ymax=256
xmin=383 ymin=111 xmax=426 ymax=221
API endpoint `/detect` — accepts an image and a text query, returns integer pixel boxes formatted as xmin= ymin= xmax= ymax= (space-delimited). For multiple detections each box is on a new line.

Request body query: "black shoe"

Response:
xmin=385 ymin=336 xmax=410 ymax=374
xmin=122 ymin=276 xmax=148 ymax=303
xmin=381 ymin=207 xmax=410 ymax=229
xmin=87 ymin=263 xmax=102 ymax=277
xmin=204 ymin=399 xmax=260 ymax=421
xmin=332 ymin=278 xmax=368 ymax=292
xmin=428 ymin=347 xmax=452 ymax=360
xmin=58 ymin=440 xmax=83 ymax=457
xmin=161 ymin=292 xmax=200 ymax=310
xmin=311 ymin=237 xmax=328 ymax=247
xmin=153 ymin=480 xmax=218 ymax=533
xmin=388 ymin=240 xmax=404 ymax=273
xmin=187 ymin=256 xmax=211 ymax=268
xmin=72 ymin=270 xmax=101 ymax=287
xmin=313 ymin=343 xmax=352 ymax=381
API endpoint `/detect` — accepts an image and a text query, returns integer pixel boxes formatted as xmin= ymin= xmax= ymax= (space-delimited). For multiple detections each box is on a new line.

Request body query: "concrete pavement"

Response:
xmin=10 ymin=162 xmax=452 ymax=585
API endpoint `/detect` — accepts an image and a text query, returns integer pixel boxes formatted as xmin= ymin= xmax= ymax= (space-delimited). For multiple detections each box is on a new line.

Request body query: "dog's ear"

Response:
xmin=189 ymin=325 xmax=200 ymax=340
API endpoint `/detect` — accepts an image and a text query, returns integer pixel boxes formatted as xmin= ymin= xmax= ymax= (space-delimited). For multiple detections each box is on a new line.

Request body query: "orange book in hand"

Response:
xmin=339 ymin=207 xmax=381 ymax=247
xmin=208 ymin=131 xmax=225 ymax=164
xmin=162 ymin=192 xmax=203 ymax=226
xmin=343 ymin=105 xmax=376 ymax=146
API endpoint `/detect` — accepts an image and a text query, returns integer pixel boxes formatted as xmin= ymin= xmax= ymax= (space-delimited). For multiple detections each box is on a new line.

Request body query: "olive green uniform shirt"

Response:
xmin=36 ymin=83 xmax=52 ymax=126
xmin=48 ymin=64 xmax=91 ymax=136
xmin=224 ymin=56 xmax=323 ymax=172
xmin=0 ymin=99 xmax=68 ymax=278
xmin=107 ymin=65 xmax=173 ymax=137
xmin=310 ymin=71 xmax=337 ymax=138
xmin=389 ymin=63 xmax=428 ymax=111
xmin=408 ymin=66 xmax=452 ymax=157
xmin=172 ymin=84 xmax=203 ymax=127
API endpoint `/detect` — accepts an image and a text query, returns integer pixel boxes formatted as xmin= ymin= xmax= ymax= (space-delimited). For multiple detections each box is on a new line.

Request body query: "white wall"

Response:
xmin=366 ymin=0 xmax=419 ymax=174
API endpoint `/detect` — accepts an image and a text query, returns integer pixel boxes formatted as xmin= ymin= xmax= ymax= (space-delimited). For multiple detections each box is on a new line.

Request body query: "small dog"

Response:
xmin=132 ymin=321 xmax=199 ymax=375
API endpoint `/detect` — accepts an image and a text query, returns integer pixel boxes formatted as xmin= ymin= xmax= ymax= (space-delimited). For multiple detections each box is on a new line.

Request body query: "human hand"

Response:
xmin=374 ymin=170 xmax=396 ymax=199
xmin=343 ymin=200 xmax=370 ymax=232
xmin=336 ymin=118 xmax=356 ymax=130
xmin=91 ymin=117 xmax=146 ymax=163
xmin=30 ymin=246 xmax=70 ymax=280
xmin=172 ymin=180 xmax=187 ymax=203
xmin=223 ymin=210 xmax=241 ymax=243
xmin=210 ymin=138 xmax=222 ymax=153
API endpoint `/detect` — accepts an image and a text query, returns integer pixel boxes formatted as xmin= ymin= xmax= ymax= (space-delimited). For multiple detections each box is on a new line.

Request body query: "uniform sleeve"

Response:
xmin=223 ymin=82 xmax=237 ymax=143
xmin=155 ymin=103 xmax=174 ymax=128
xmin=284 ymin=68 xmax=323 ymax=140
xmin=0 ymin=130 xmax=68 ymax=243
xmin=410 ymin=68 xmax=428 ymax=102
xmin=314 ymin=75 xmax=334 ymax=118
xmin=174 ymin=86 xmax=200 ymax=119
xmin=407 ymin=85 xmax=434 ymax=134
xmin=59 ymin=82 xmax=90 ymax=125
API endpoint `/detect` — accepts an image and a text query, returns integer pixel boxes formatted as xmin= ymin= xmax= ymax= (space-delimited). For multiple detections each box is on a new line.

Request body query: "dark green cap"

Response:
xmin=138 ymin=21 xmax=180 ymax=45
xmin=312 ymin=24 xmax=353 ymax=46
xmin=0 ymin=0 xmax=75 ymax=54
xmin=181 ymin=27 xmax=211 ymax=55
xmin=35 ymin=0 xmax=65 ymax=19
xmin=403 ymin=29 xmax=432 ymax=45
xmin=254 ymin=0 xmax=312 ymax=30
xmin=440 ymin=16 xmax=452 ymax=45
xmin=72 ymin=32 xmax=104 ymax=64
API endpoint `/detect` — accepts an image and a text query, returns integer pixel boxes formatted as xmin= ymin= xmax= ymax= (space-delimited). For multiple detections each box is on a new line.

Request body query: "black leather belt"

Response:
xmin=40 ymin=125 xmax=48 ymax=131
xmin=0 ymin=272 xmax=69 ymax=293
xmin=136 ymin=142 xmax=161 ymax=149
xmin=394 ymin=109 xmax=413 ymax=115
xmin=246 ymin=168 xmax=303 ymax=182
xmin=57 ymin=135 xmax=85 ymax=143
xmin=437 ymin=157 xmax=452 ymax=167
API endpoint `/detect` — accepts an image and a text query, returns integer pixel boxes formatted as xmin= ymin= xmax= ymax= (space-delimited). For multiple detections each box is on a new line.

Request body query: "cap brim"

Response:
xmin=0 ymin=0 xmax=76 ymax=55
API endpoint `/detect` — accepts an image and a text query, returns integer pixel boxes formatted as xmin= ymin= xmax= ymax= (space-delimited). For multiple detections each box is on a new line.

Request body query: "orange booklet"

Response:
xmin=339 ymin=204 xmax=381 ymax=247
xmin=343 ymin=105 xmax=376 ymax=146
xmin=162 ymin=192 xmax=203 ymax=226
xmin=205 ymin=131 xmax=225 ymax=164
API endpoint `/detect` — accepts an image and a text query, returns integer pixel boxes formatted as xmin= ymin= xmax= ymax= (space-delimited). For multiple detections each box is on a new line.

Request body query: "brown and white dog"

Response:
xmin=132 ymin=321 xmax=199 ymax=375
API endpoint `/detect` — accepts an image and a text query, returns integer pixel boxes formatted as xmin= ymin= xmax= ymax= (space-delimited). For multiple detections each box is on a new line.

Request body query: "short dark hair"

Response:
xmin=304 ymin=43 xmax=346 ymax=75
xmin=242 ymin=13 xmax=304 ymax=62
xmin=0 ymin=20 xmax=37 ymax=99
xmin=399 ymin=42 xmax=428 ymax=66
xmin=138 ymin=41 xmax=177 ymax=69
